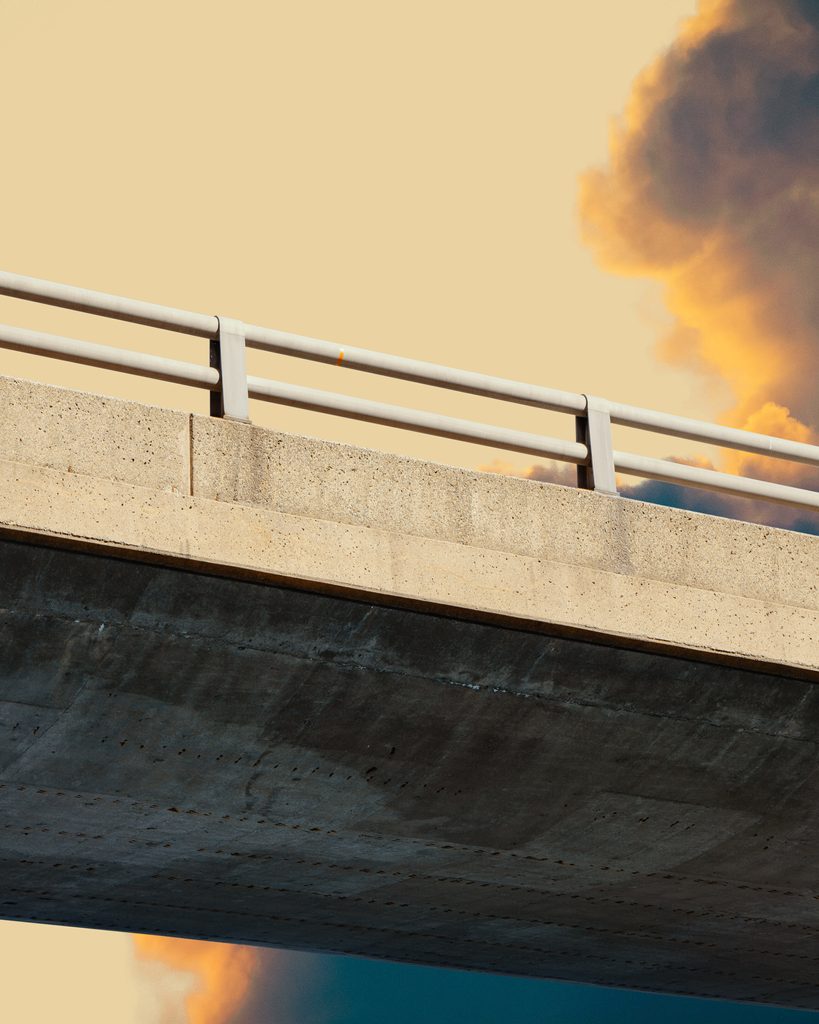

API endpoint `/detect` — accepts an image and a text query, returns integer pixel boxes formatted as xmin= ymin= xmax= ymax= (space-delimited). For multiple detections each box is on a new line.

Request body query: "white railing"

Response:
xmin=0 ymin=271 xmax=818 ymax=515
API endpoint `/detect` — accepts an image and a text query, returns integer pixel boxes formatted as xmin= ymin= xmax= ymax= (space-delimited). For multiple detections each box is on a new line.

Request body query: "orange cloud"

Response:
xmin=579 ymin=0 xmax=819 ymax=466
xmin=569 ymin=0 xmax=819 ymax=526
xmin=133 ymin=934 xmax=261 ymax=1024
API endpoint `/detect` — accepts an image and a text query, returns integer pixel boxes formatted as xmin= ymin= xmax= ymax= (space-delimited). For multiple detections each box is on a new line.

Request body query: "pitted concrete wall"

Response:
xmin=1 ymin=374 xmax=190 ymax=493
xmin=0 ymin=375 xmax=817 ymax=675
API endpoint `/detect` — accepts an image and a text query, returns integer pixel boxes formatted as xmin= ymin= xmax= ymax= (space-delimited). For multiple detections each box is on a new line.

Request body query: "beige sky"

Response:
xmin=0 ymin=922 xmax=141 ymax=1023
xmin=0 ymin=1 xmax=698 ymax=1019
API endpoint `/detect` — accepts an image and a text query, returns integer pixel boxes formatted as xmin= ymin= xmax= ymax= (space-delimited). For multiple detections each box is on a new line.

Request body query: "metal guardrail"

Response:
xmin=0 ymin=270 xmax=818 ymax=514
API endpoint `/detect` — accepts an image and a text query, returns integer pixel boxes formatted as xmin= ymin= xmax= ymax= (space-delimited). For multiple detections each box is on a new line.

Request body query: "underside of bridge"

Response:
xmin=3 ymin=537 xmax=819 ymax=1009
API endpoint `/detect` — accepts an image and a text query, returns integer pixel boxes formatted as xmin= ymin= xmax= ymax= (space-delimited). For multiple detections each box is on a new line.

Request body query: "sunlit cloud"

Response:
xmin=133 ymin=935 xmax=262 ymax=1024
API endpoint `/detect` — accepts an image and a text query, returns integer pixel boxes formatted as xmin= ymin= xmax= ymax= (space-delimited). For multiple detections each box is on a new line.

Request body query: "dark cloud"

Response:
xmin=620 ymin=476 xmax=819 ymax=535
xmin=793 ymin=0 xmax=819 ymax=31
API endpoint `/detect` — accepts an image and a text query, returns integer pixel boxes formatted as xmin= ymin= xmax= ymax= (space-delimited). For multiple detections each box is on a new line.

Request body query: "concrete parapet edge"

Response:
xmin=1 ymin=375 xmax=817 ymax=675
xmin=190 ymin=416 xmax=819 ymax=614
xmin=1 ymin=457 xmax=817 ymax=677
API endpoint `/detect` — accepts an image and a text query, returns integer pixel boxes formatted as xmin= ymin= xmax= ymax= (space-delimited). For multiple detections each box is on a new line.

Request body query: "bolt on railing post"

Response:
xmin=210 ymin=316 xmax=249 ymax=421
xmin=576 ymin=395 xmax=617 ymax=495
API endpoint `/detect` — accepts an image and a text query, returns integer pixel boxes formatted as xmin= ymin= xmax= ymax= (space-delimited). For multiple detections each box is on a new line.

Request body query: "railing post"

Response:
xmin=210 ymin=316 xmax=249 ymax=421
xmin=576 ymin=395 xmax=617 ymax=495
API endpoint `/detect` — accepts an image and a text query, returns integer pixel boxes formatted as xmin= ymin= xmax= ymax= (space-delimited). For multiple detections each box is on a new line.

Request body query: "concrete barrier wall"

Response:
xmin=1 ymin=375 xmax=817 ymax=676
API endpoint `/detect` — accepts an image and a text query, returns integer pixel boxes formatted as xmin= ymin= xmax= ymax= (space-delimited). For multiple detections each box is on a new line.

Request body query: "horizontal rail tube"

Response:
xmin=3 ymin=271 xmax=819 ymax=492
xmin=0 ymin=272 xmax=217 ymax=338
xmin=605 ymin=399 xmax=819 ymax=468
xmin=615 ymin=451 xmax=819 ymax=512
xmin=245 ymin=324 xmax=587 ymax=414
xmin=0 ymin=273 xmax=587 ymax=414
xmin=247 ymin=377 xmax=588 ymax=464
xmin=0 ymin=324 xmax=219 ymax=390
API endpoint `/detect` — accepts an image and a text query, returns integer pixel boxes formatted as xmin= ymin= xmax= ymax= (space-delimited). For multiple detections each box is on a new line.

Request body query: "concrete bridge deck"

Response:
xmin=1 ymin=376 xmax=819 ymax=1009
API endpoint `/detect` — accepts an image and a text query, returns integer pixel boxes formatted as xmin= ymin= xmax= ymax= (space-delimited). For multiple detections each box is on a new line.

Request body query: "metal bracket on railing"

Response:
xmin=210 ymin=316 xmax=249 ymax=420
xmin=576 ymin=395 xmax=617 ymax=495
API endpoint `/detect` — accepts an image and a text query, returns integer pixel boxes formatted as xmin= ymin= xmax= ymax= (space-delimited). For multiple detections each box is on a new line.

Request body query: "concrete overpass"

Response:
xmin=2 ymin=374 xmax=819 ymax=1010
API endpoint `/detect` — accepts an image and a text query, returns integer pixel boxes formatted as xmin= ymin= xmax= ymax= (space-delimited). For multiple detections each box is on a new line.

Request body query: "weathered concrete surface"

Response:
xmin=1 ymin=374 xmax=190 ymax=493
xmin=4 ymin=539 xmax=819 ymax=1008
xmin=2 ymin=375 xmax=819 ymax=1008
xmin=1 ymin=376 xmax=817 ymax=676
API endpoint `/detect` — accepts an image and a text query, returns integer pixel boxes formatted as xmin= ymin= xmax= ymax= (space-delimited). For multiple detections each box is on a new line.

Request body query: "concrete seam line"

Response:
xmin=188 ymin=413 xmax=194 ymax=497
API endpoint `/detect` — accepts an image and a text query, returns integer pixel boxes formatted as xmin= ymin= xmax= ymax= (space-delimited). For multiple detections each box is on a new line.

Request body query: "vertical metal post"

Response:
xmin=210 ymin=316 xmax=249 ymax=421
xmin=576 ymin=395 xmax=617 ymax=495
